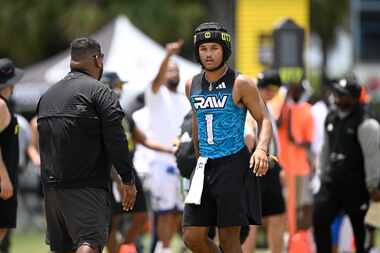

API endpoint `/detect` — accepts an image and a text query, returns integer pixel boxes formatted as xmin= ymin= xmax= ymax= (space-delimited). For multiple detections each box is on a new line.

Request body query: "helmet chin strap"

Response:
xmin=202 ymin=61 xmax=225 ymax=72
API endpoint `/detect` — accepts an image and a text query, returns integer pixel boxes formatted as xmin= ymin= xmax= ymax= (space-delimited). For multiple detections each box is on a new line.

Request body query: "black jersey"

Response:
xmin=0 ymin=96 xmax=19 ymax=186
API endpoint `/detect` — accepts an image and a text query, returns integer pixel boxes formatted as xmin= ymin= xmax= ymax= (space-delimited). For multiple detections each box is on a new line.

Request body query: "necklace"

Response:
xmin=205 ymin=66 xmax=228 ymax=91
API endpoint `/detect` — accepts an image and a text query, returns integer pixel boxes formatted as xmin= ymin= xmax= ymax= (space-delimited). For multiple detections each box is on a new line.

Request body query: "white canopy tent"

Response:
xmin=13 ymin=15 xmax=200 ymax=112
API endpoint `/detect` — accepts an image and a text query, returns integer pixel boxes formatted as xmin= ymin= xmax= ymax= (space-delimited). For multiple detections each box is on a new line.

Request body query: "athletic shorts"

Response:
xmin=0 ymin=193 xmax=17 ymax=228
xmin=44 ymin=187 xmax=111 ymax=253
xmin=111 ymin=170 xmax=147 ymax=214
xmin=183 ymin=147 xmax=262 ymax=227
xmin=261 ymin=161 xmax=285 ymax=217
xmin=150 ymin=160 xmax=184 ymax=213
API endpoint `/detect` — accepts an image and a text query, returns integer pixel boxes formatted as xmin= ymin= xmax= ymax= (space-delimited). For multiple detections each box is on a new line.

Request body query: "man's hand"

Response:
xmin=249 ymin=148 xmax=269 ymax=176
xmin=0 ymin=174 xmax=13 ymax=200
xmin=166 ymin=39 xmax=184 ymax=56
xmin=122 ymin=183 xmax=137 ymax=211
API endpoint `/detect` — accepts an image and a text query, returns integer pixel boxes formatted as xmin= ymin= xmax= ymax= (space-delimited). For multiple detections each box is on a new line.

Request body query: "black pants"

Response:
xmin=313 ymin=184 xmax=368 ymax=253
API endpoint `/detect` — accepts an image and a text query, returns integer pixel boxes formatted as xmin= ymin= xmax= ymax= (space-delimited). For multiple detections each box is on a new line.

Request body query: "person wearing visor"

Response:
xmin=243 ymin=70 xmax=285 ymax=253
xmin=182 ymin=22 xmax=272 ymax=253
xmin=313 ymin=77 xmax=380 ymax=253
xmin=0 ymin=58 xmax=23 ymax=243
xmin=102 ymin=72 xmax=125 ymax=95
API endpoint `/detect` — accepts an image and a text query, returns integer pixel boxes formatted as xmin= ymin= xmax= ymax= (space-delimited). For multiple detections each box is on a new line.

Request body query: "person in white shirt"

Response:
xmin=145 ymin=40 xmax=190 ymax=253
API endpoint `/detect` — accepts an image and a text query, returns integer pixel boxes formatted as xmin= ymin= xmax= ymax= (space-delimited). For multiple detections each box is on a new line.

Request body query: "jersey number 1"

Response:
xmin=205 ymin=114 xmax=214 ymax=144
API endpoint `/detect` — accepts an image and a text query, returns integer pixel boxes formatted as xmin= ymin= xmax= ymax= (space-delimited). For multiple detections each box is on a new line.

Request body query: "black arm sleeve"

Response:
xmin=93 ymin=86 xmax=135 ymax=184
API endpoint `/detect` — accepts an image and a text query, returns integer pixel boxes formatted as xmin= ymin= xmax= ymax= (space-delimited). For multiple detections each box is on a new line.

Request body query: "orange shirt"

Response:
xmin=278 ymin=102 xmax=314 ymax=176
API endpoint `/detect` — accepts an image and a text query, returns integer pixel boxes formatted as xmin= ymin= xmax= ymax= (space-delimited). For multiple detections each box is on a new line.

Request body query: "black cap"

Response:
xmin=257 ymin=70 xmax=282 ymax=89
xmin=332 ymin=78 xmax=361 ymax=98
xmin=100 ymin=72 xmax=127 ymax=88
xmin=0 ymin=58 xmax=23 ymax=87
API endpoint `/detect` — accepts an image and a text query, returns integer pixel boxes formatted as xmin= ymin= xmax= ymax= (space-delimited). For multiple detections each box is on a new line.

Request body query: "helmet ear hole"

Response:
xmin=193 ymin=22 xmax=232 ymax=65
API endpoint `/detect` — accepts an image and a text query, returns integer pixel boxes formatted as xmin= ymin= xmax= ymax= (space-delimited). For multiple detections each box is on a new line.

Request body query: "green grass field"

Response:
xmin=11 ymin=231 xmax=48 ymax=253
xmin=9 ymin=230 xmax=269 ymax=253
xmin=8 ymin=229 xmax=380 ymax=253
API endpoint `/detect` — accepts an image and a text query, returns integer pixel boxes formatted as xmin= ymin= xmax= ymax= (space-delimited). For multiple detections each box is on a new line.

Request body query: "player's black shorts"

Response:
xmin=261 ymin=160 xmax=285 ymax=217
xmin=0 ymin=193 xmax=17 ymax=228
xmin=183 ymin=147 xmax=262 ymax=227
xmin=44 ymin=187 xmax=111 ymax=253
xmin=111 ymin=170 xmax=147 ymax=214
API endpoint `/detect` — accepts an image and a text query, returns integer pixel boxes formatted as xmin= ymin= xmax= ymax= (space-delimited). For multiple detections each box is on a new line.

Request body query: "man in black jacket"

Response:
xmin=37 ymin=38 xmax=136 ymax=253
xmin=313 ymin=78 xmax=380 ymax=253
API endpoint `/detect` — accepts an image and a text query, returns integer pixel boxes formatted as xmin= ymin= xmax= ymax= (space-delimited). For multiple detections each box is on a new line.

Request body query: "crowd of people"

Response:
xmin=0 ymin=21 xmax=380 ymax=253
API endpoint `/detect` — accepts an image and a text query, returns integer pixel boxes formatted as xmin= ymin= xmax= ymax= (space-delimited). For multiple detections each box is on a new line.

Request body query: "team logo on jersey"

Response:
xmin=215 ymin=82 xmax=226 ymax=90
xmin=192 ymin=94 xmax=228 ymax=110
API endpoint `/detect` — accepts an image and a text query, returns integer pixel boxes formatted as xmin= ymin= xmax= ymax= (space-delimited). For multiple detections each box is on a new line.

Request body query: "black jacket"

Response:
xmin=321 ymin=106 xmax=369 ymax=209
xmin=324 ymin=106 xmax=365 ymax=184
xmin=37 ymin=70 xmax=134 ymax=189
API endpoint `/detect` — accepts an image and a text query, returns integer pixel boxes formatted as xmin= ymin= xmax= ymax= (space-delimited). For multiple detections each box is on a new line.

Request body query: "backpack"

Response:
xmin=175 ymin=111 xmax=197 ymax=179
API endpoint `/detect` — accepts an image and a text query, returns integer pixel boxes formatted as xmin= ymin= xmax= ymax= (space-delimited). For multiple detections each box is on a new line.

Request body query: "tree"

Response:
xmin=311 ymin=0 xmax=349 ymax=81
xmin=204 ymin=0 xmax=236 ymax=65
xmin=0 ymin=0 xmax=206 ymax=66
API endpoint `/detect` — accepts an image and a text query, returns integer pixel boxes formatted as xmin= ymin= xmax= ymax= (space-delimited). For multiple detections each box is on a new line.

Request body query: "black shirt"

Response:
xmin=37 ymin=71 xmax=134 ymax=189
xmin=0 ymin=96 xmax=19 ymax=187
